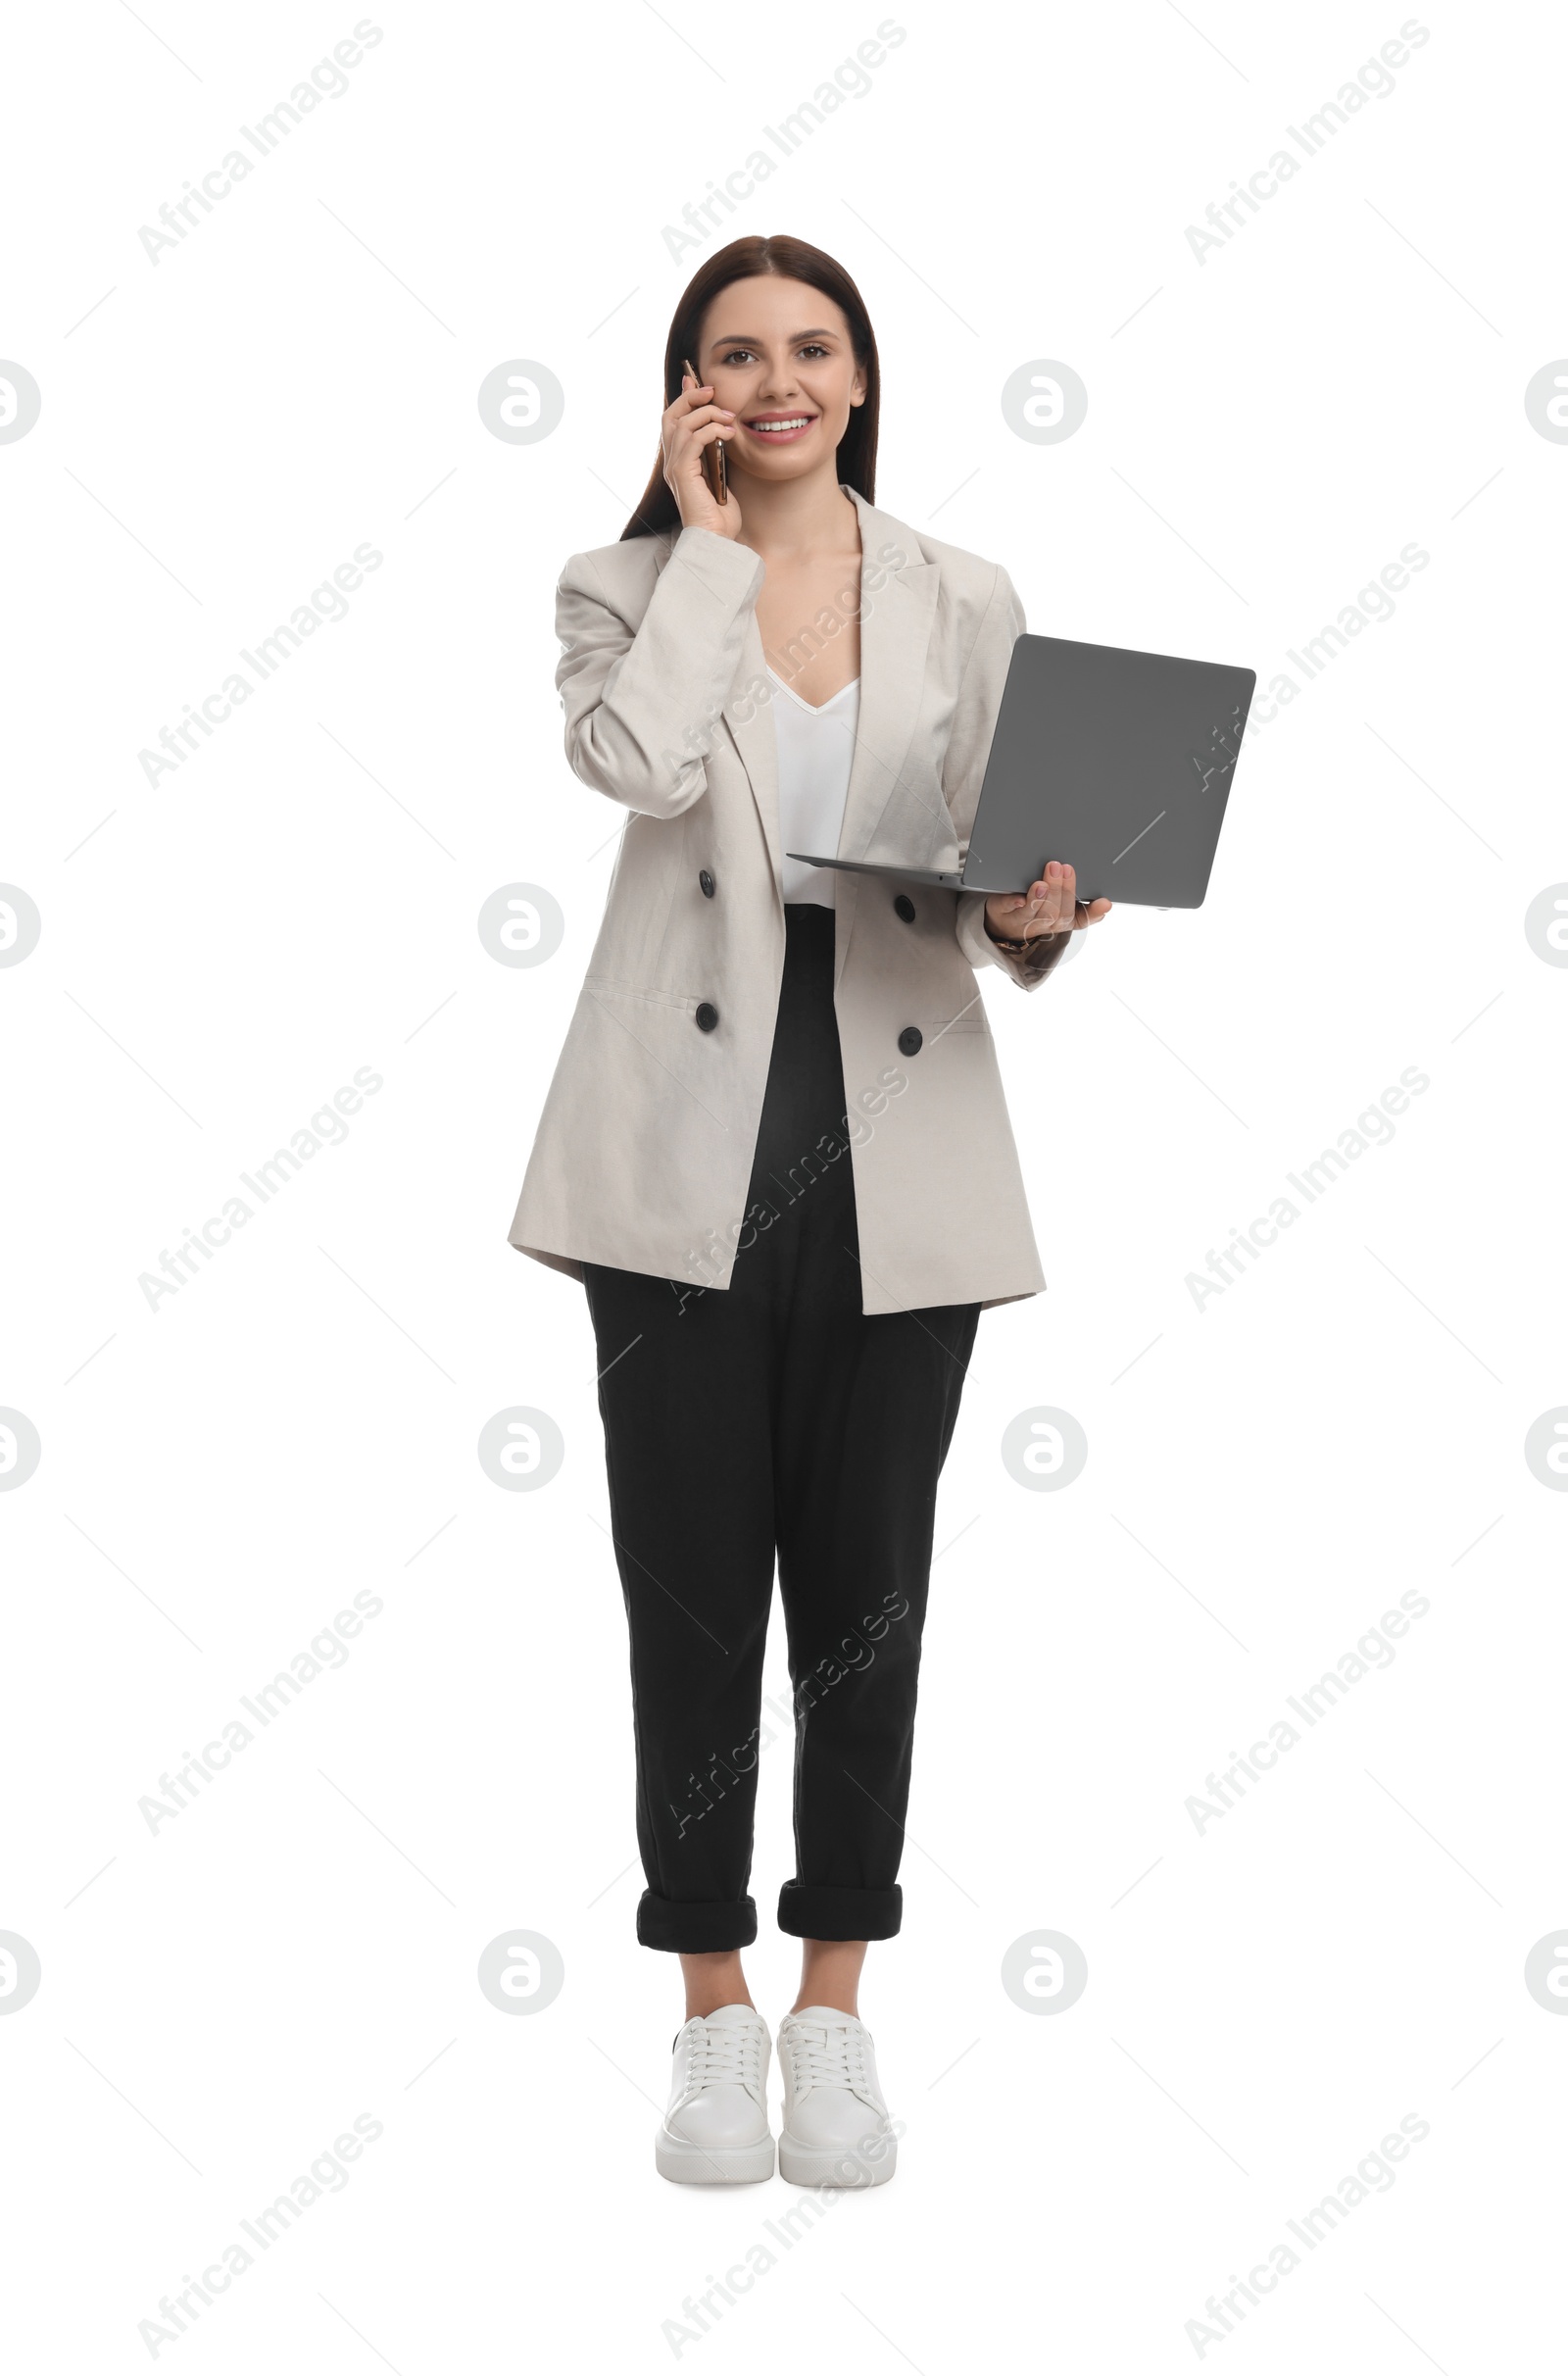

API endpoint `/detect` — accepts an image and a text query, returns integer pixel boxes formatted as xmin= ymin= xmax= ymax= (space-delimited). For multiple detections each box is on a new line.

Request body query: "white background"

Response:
xmin=3 ymin=1 xmax=1565 ymax=2366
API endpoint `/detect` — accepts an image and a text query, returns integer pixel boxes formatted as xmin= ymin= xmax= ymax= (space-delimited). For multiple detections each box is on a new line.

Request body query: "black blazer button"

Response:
xmin=699 ymin=868 xmax=715 ymax=897
xmin=894 ymin=893 xmax=916 ymax=922
xmin=695 ymin=1002 xmax=719 ymax=1031
xmin=898 ymin=1025 xmax=922 ymax=1056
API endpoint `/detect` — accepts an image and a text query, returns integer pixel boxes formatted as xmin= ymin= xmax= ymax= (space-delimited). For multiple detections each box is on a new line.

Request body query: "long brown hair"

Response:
xmin=620 ymin=234 xmax=880 ymax=540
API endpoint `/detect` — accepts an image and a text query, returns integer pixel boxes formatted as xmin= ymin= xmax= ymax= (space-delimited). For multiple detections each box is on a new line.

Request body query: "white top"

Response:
xmin=767 ymin=665 xmax=860 ymax=908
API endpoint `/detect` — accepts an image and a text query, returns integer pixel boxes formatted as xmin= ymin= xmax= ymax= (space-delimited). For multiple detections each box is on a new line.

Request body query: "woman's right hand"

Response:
xmin=662 ymin=370 xmax=742 ymax=539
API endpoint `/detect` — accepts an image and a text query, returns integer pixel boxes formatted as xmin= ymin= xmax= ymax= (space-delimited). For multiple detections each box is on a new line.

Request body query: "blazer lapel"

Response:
xmin=650 ymin=527 xmax=783 ymax=885
xmin=836 ymin=489 xmax=944 ymax=868
xmin=724 ymin=608 xmax=783 ymax=886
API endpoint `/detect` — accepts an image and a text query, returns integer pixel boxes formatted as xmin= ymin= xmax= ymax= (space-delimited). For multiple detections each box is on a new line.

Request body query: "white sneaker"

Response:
xmin=776 ymin=2005 xmax=897 ymax=2187
xmin=656 ymin=2004 xmax=775 ymax=2184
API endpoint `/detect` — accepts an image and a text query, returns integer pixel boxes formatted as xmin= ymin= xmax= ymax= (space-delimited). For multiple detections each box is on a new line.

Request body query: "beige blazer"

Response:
xmin=508 ymin=485 xmax=1080 ymax=1315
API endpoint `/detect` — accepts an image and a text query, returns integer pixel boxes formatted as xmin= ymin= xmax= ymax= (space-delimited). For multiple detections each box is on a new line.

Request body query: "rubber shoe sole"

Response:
xmin=656 ymin=2128 xmax=776 ymax=2185
xmin=778 ymin=2129 xmax=897 ymax=2188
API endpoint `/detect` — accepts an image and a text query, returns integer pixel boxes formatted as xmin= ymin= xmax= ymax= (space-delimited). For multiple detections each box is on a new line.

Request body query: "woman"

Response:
xmin=508 ymin=233 xmax=1110 ymax=2188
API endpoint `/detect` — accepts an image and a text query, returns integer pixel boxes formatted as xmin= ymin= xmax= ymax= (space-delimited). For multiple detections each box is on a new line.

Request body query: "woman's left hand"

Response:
xmin=985 ymin=860 xmax=1112 ymax=944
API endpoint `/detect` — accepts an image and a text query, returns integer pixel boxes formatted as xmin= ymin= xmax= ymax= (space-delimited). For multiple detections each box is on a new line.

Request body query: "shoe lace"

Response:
xmin=784 ymin=2016 xmax=870 ymax=2097
xmin=682 ymin=2018 xmax=762 ymax=2097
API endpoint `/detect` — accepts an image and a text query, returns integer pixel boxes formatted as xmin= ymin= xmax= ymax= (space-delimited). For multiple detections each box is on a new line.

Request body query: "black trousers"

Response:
xmin=583 ymin=902 xmax=980 ymax=1954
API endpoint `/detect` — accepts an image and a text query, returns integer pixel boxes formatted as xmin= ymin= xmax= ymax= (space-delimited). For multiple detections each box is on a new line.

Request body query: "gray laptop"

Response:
xmin=787 ymin=633 xmax=1256 ymax=908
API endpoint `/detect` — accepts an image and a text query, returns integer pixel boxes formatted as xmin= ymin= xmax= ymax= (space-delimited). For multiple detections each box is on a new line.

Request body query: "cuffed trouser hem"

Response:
xmin=637 ymin=1890 xmax=758 ymax=1954
xmin=776 ymin=1881 xmax=903 ymax=1941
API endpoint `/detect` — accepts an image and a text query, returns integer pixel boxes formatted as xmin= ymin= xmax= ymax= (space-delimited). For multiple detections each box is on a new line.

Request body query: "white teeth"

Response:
xmin=750 ymin=417 xmax=810 ymax=432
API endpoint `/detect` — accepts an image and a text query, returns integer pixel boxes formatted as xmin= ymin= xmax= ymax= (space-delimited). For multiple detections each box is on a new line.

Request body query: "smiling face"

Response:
xmin=692 ymin=274 xmax=866 ymax=489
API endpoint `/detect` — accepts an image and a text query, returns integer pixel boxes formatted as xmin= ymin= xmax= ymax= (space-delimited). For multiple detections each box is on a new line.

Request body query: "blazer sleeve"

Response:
xmin=945 ymin=562 xmax=1075 ymax=994
xmin=556 ymin=527 xmax=765 ymax=818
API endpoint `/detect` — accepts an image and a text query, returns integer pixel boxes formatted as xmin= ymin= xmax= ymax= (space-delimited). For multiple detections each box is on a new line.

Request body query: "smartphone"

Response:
xmin=683 ymin=358 xmax=728 ymax=506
